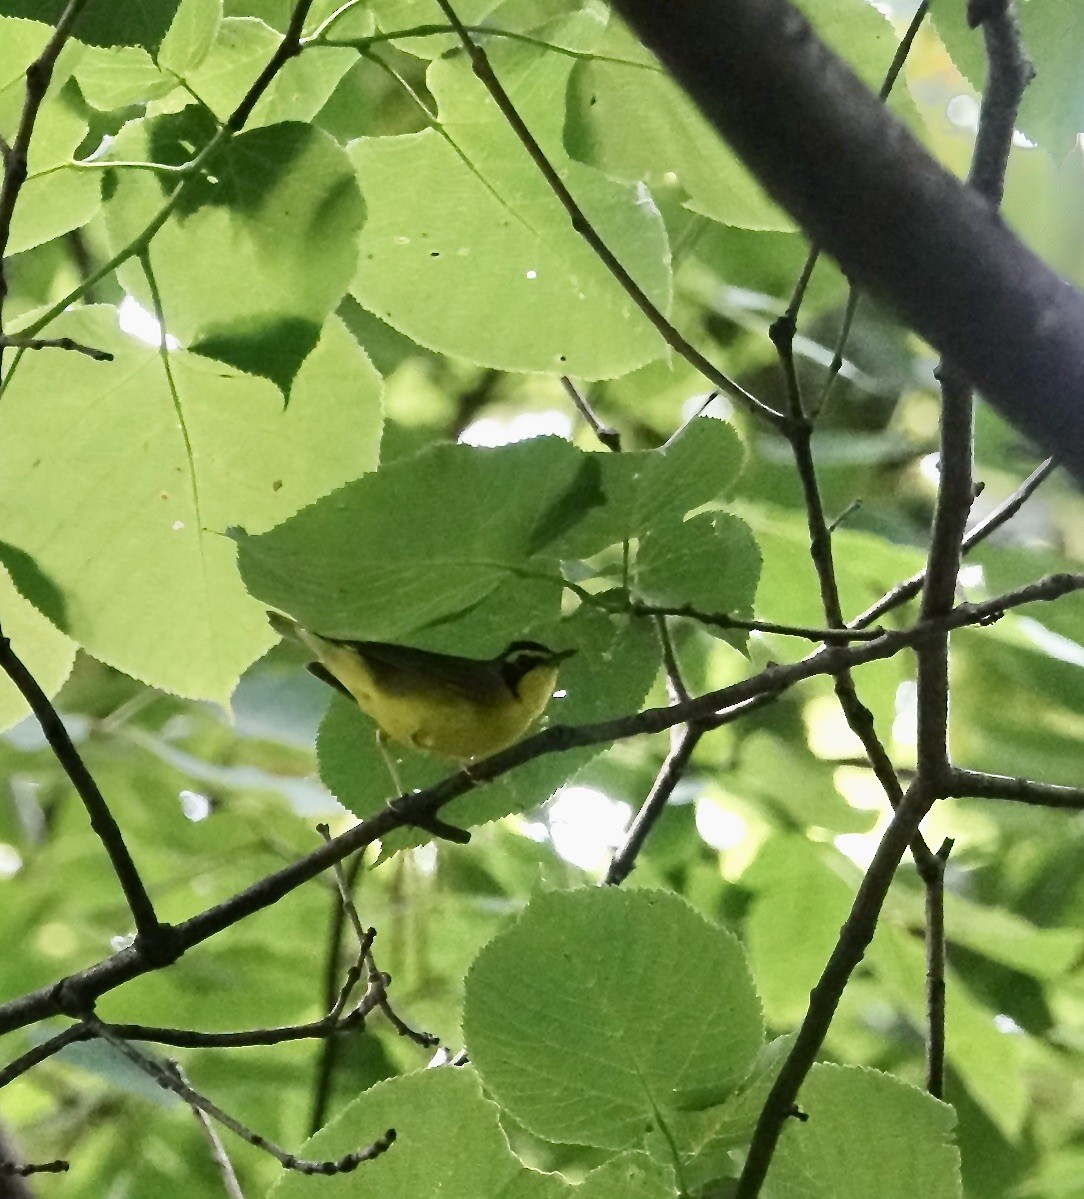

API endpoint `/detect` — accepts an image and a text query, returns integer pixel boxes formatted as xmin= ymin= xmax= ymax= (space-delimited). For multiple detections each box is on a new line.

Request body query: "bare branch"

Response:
xmin=853 ymin=457 xmax=1057 ymax=629
xmin=560 ymin=378 xmax=622 ymax=452
xmin=0 ymin=620 xmax=169 ymax=948
xmin=949 ymin=768 xmax=1084 ymax=810
xmin=0 ymin=335 xmax=113 ymax=362
xmin=605 ymin=725 xmax=703 ymax=886
xmin=924 ymin=838 xmax=954 ymax=1099
xmin=89 ymin=1019 xmax=395 ymax=1176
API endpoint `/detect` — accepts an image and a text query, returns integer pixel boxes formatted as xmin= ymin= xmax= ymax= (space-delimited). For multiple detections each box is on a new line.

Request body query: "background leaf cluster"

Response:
xmin=0 ymin=0 xmax=1082 ymax=1196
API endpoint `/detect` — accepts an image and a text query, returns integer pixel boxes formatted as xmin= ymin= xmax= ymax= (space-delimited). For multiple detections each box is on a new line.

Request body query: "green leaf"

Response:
xmin=74 ymin=0 xmax=222 ymax=110
xmin=234 ymin=435 xmax=601 ymax=644
xmin=733 ymin=734 xmax=877 ymax=836
xmin=576 ymin=1153 xmax=676 ymax=1199
xmin=555 ymin=416 xmax=745 ymax=557
xmin=744 ymin=837 xmax=860 ymax=1025
xmin=565 ymin=22 xmax=790 ymax=231
xmin=271 ymin=1068 xmax=572 ymax=1198
xmin=159 ymin=15 xmax=357 ymax=127
xmin=8 ymin=91 xmax=100 ymax=256
xmin=349 ymin=10 xmax=671 ymax=378
xmin=635 ymin=511 xmax=761 ymax=641
xmin=0 ymin=565 xmax=75 ymax=733
xmin=104 ymin=114 xmax=365 ymax=393
xmin=765 ymin=1063 xmax=961 ymax=1199
xmin=0 ymin=307 xmax=380 ymax=703
xmin=463 ymin=888 xmax=764 ymax=1149
xmin=0 ymin=21 xmax=99 ymax=254
xmin=0 ymin=0 xmax=181 ymax=54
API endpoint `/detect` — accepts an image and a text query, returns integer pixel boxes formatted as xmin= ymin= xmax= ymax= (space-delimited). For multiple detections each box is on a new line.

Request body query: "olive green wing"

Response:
xmin=334 ymin=638 xmax=503 ymax=703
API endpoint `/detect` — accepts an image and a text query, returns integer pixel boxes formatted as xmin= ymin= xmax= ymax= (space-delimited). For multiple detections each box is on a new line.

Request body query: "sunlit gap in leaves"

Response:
xmin=681 ymin=392 xmax=733 ymax=424
xmin=0 ymin=843 xmax=22 ymax=878
xmin=179 ymin=789 xmax=212 ymax=822
xmin=892 ymin=680 xmax=918 ymax=750
xmin=1015 ymin=617 xmax=1084 ymax=667
xmin=694 ymin=798 xmax=748 ymax=852
xmin=413 ymin=842 xmax=438 ymax=876
xmin=832 ymin=766 xmax=892 ymax=869
xmin=117 ymin=295 xmax=180 ymax=350
xmin=544 ymin=785 xmax=631 ymax=874
xmin=946 ymin=92 xmax=1036 ymax=149
xmin=459 ymin=410 xmax=571 ymax=447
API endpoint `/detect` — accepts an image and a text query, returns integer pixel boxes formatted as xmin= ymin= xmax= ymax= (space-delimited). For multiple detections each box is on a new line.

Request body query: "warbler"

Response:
xmin=268 ymin=612 xmax=573 ymax=762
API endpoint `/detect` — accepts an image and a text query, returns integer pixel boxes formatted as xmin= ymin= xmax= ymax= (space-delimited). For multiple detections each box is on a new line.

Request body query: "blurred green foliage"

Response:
xmin=0 ymin=0 xmax=1082 ymax=1195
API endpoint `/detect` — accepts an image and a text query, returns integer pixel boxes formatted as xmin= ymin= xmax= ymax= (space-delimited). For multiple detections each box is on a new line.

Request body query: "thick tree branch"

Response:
xmin=607 ymin=0 xmax=1084 ymax=483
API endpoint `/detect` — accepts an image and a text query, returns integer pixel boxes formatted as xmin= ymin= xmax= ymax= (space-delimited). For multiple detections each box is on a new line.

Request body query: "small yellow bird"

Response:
xmin=268 ymin=612 xmax=573 ymax=762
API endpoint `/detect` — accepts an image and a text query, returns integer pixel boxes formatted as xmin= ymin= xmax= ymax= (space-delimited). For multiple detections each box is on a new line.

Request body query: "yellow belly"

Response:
xmin=319 ymin=642 xmax=558 ymax=762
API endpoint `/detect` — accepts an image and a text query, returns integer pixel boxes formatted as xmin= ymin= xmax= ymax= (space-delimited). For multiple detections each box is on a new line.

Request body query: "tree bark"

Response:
xmin=609 ymin=0 xmax=1084 ymax=483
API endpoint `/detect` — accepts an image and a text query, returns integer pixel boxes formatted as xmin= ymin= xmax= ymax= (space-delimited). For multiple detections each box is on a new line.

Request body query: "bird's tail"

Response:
xmin=266 ymin=610 xmax=299 ymax=641
xmin=268 ymin=610 xmax=339 ymax=666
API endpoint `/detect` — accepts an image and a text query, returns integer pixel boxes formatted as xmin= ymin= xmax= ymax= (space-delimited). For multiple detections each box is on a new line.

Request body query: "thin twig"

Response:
xmin=0 ymin=620 xmax=169 ymax=948
xmin=227 ymin=0 xmax=317 ymax=130
xmin=924 ymin=838 xmax=953 ymax=1098
xmin=770 ymin=312 xmax=938 ymax=873
xmin=627 ymin=599 xmax=883 ymax=643
xmin=0 ymin=336 xmax=112 ymax=361
xmin=319 ymin=831 xmax=437 ymax=1048
xmin=949 ymin=768 xmax=1084 ymax=809
xmin=429 ymin=0 xmax=783 ymax=427
xmin=814 ymin=288 xmax=862 ymax=415
xmin=655 ymin=616 xmax=691 ymax=705
xmin=852 ymin=456 xmax=1057 ymax=628
xmin=917 ymin=0 xmax=1031 ymax=783
xmin=768 ymin=0 xmax=939 ymax=882
xmin=560 ymin=377 xmax=621 ymax=451
xmin=309 ymin=828 xmax=438 ymax=1133
xmin=605 ymin=725 xmax=703 ymax=885
xmin=168 ymin=1062 xmax=246 ymax=1199
xmin=0 ymin=994 xmax=400 ymax=1091
xmin=0 ymin=0 xmax=92 ymax=352
xmin=781 ymin=1 xmax=931 ymax=331
xmin=0 ymin=1158 xmax=68 ymax=1178
xmin=313 ymin=22 xmax=665 ymax=71
xmin=0 ymin=1025 xmax=85 ymax=1091
xmin=309 ymin=845 xmax=364 ymax=1135
xmin=88 ymin=1019 xmax=395 ymax=1176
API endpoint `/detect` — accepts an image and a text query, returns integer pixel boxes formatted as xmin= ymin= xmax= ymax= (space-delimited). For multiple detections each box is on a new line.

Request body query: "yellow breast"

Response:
xmin=317 ymin=641 xmax=559 ymax=762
